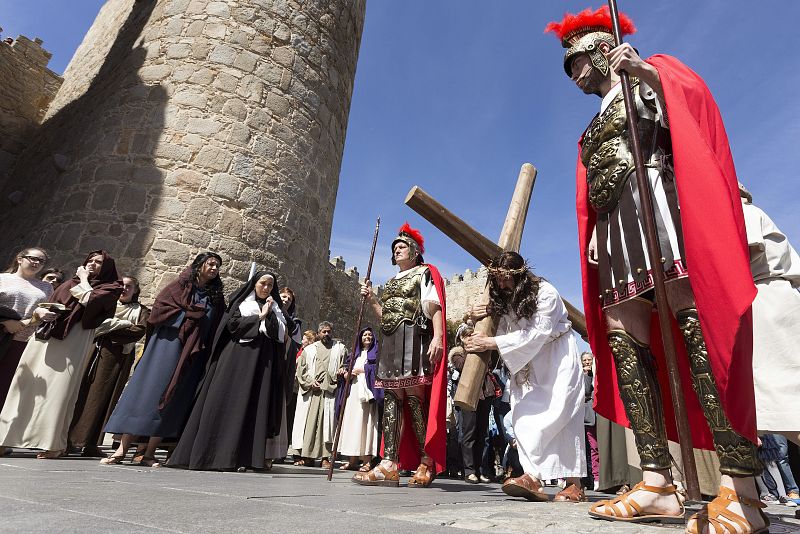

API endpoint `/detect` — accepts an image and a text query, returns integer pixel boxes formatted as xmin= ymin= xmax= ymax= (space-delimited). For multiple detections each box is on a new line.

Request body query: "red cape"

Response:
xmin=576 ymin=55 xmax=757 ymax=449
xmin=380 ymin=263 xmax=448 ymax=472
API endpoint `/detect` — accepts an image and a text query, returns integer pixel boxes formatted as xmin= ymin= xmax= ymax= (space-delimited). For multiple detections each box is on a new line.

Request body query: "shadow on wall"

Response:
xmin=0 ymin=0 xmax=164 ymax=279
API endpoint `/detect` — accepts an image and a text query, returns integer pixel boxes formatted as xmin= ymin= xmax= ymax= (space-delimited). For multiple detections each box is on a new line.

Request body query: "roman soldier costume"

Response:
xmin=356 ymin=223 xmax=448 ymax=487
xmin=546 ymin=6 xmax=762 ymax=527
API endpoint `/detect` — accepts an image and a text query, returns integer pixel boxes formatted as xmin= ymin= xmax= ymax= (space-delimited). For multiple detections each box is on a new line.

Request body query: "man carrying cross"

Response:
xmin=546 ymin=6 xmax=766 ymax=533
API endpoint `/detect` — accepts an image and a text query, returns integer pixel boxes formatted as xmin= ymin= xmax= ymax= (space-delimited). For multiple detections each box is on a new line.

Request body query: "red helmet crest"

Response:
xmin=544 ymin=6 xmax=635 ymax=46
xmin=397 ymin=222 xmax=425 ymax=254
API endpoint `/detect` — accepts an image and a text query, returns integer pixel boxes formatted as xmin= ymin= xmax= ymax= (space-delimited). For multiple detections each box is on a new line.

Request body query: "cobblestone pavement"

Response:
xmin=2 ymin=449 xmax=799 ymax=533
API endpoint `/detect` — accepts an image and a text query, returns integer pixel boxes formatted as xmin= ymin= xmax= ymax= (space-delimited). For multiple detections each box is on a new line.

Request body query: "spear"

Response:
xmin=606 ymin=0 xmax=701 ymax=501
xmin=327 ymin=216 xmax=381 ymax=481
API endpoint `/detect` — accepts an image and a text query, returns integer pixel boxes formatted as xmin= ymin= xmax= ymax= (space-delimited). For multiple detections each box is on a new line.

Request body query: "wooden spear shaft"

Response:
xmin=327 ymin=216 xmax=381 ymax=482
xmin=606 ymin=0 xmax=701 ymax=502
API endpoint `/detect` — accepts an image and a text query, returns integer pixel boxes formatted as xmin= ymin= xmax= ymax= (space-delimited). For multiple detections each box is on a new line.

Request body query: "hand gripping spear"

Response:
xmin=327 ymin=216 xmax=381 ymax=481
xmin=606 ymin=0 xmax=701 ymax=501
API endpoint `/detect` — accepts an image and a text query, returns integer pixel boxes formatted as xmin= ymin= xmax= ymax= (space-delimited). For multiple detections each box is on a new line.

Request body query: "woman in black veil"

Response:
xmin=169 ymin=271 xmax=286 ymax=471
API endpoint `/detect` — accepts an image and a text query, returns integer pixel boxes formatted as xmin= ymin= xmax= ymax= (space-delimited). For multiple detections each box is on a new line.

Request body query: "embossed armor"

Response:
xmin=380 ymin=265 xmax=425 ymax=336
xmin=581 ymin=81 xmax=662 ymax=214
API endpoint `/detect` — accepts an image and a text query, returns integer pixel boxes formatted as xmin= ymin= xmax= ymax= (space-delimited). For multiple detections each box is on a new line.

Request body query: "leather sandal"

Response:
xmin=100 ymin=453 xmax=126 ymax=465
xmin=352 ymin=464 xmax=400 ymax=487
xmin=554 ymin=483 xmax=587 ymax=503
xmin=138 ymin=456 xmax=161 ymax=468
xmin=588 ymin=481 xmax=685 ymax=524
xmin=686 ymin=486 xmax=769 ymax=534
xmin=408 ymin=463 xmax=435 ymax=488
xmin=502 ymin=473 xmax=549 ymax=502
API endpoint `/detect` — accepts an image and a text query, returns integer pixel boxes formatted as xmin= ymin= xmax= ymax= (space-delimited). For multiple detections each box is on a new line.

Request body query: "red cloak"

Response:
xmin=381 ymin=263 xmax=448 ymax=473
xmin=576 ymin=55 xmax=757 ymax=449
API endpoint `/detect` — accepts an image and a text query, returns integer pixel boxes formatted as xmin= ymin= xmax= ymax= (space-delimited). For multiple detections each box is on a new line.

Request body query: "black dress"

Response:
xmin=168 ymin=305 xmax=285 ymax=470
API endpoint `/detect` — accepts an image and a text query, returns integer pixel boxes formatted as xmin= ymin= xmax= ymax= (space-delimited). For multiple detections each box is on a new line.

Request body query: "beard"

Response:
xmin=579 ymin=66 xmax=606 ymax=96
xmin=321 ymin=334 xmax=332 ymax=345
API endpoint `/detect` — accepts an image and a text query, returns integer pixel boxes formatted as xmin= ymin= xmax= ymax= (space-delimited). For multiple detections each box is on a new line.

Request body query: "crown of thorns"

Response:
xmin=487 ymin=262 xmax=529 ymax=277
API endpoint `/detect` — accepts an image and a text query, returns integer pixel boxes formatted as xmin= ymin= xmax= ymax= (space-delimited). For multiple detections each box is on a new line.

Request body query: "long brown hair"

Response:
xmin=487 ymin=251 xmax=541 ymax=320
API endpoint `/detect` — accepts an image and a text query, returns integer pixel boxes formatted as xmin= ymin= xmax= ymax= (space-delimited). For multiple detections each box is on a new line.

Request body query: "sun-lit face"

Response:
xmin=85 ymin=254 xmax=104 ymax=278
xmin=570 ymin=53 xmax=605 ymax=96
xmin=394 ymin=241 xmax=413 ymax=264
xmin=581 ymin=354 xmax=594 ymax=371
xmin=18 ymin=249 xmax=47 ymax=276
xmin=318 ymin=325 xmax=332 ymax=343
xmin=302 ymin=334 xmax=314 ymax=347
xmin=199 ymin=257 xmax=220 ymax=283
xmin=255 ymin=275 xmax=274 ymax=300
xmin=120 ymin=277 xmax=137 ymax=303
xmin=361 ymin=330 xmax=373 ymax=347
xmin=280 ymin=290 xmax=293 ymax=307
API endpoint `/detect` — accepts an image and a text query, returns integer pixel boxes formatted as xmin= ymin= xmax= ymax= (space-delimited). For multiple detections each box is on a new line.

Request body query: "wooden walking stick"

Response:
xmin=606 ymin=0 xmax=701 ymax=501
xmin=327 ymin=216 xmax=381 ymax=481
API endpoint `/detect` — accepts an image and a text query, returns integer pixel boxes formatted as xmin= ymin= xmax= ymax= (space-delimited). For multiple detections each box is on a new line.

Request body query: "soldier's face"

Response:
xmin=394 ymin=242 xmax=413 ymax=263
xmin=570 ymin=54 xmax=603 ymax=96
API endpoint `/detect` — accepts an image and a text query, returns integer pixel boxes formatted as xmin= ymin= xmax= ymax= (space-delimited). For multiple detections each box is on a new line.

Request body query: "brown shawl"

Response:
xmin=49 ymin=250 xmax=123 ymax=340
xmin=150 ymin=266 xmax=224 ymax=408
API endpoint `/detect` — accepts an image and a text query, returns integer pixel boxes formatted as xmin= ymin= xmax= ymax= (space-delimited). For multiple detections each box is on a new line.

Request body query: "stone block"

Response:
xmin=266 ymin=91 xmax=290 ymax=117
xmin=153 ymin=142 xmax=194 ymax=162
xmin=188 ymin=68 xmax=215 ymax=85
xmin=216 ymin=209 xmax=243 ymax=237
xmin=151 ymin=238 xmax=192 ymax=265
xmin=139 ymin=64 xmax=172 ymax=82
xmin=195 ymin=145 xmax=233 ymax=172
xmin=64 ymin=191 xmax=90 ymax=212
xmin=186 ymin=20 xmax=205 ymax=37
xmin=95 ymin=162 xmax=134 ymax=182
xmin=173 ymin=88 xmax=209 ymax=109
xmin=185 ymin=197 xmax=221 ymax=226
xmin=204 ymin=22 xmax=227 ymax=39
xmin=173 ymin=170 xmax=206 ymax=192
xmin=119 ymin=185 xmax=148 ymax=212
xmin=234 ymin=50 xmax=259 ymax=72
xmin=167 ymin=43 xmax=192 ymax=59
xmin=209 ymin=44 xmax=237 ymax=66
xmin=181 ymin=227 xmax=214 ymax=248
xmin=154 ymin=197 xmax=186 ymax=219
xmin=212 ymin=72 xmax=239 ymax=93
xmin=227 ymin=123 xmax=251 ymax=147
xmin=207 ymin=173 xmax=240 ymax=200
xmin=133 ymin=166 xmax=165 ymax=185
xmin=272 ymin=46 xmax=294 ymax=67
xmin=91 ymin=183 xmax=119 ymax=209
xmin=187 ymin=117 xmax=223 ymax=135
xmin=207 ymin=1 xmax=231 ymax=17
xmin=222 ymin=98 xmax=248 ymax=120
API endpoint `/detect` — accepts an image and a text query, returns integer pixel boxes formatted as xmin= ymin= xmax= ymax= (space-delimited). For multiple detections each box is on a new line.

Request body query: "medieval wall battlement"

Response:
xmin=0 ymin=32 xmax=63 ymax=190
xmin=444 ymin=265 xmax=488 ymax=322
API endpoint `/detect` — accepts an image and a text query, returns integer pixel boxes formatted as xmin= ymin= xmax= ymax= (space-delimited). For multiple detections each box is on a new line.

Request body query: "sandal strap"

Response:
xmin=634 ymin=481 xmax=679 ymax=495
xmin=592 ymin=481 xmax=684 ymax=520
xmin=717 ymin=486 xmax=767 ymax=509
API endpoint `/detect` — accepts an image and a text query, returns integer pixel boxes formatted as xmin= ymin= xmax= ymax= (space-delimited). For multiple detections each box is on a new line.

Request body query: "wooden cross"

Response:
xmin=405 ymin=163 xmax=587 ymax=411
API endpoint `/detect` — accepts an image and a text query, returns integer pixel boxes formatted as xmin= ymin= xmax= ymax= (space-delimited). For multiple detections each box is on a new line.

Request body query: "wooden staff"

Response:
xmin=606 ymin=0 xmax=701 ymax=501
xmin=327 ymin=216 xmax=381 ymax=481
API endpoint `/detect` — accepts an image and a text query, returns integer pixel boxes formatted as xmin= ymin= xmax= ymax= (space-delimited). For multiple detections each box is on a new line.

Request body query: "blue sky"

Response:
xmin=2 ymin=0 xmax=798 ymax=311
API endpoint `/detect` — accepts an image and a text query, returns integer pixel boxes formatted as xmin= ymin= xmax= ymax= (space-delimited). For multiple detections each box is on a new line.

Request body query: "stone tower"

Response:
xmin=0 ymin=0 xmax=365 ymax=324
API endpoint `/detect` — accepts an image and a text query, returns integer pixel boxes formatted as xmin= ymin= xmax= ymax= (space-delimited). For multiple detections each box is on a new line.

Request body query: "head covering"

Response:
xmin=738 ymin=182 xmax=753 ymax=204
xmin=227 ymin=270 xmax=282 ymax=314
xmin=545 ymin=6 xmax=636 ymax=77
xmin=355 ymin=325 xmax=378 ymax=363
xmin=391 ymin=222 xmax=425 ymax=265
xmin=48 ymin=250 xmax=123 ymax=339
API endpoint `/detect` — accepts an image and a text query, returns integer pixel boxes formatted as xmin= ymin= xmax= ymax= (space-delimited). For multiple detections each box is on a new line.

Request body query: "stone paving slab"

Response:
xmin=2 ymin=451 xmax=800 ymax=533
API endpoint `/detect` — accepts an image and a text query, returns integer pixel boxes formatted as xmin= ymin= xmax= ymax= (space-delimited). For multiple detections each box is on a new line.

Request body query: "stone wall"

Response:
xmin=317 ymin=255 xmax=379 ymax=348
xmin=0 ymin=0 xmax=366 ymax=329
xmin=444 ymin=265 xmax=488 ymax=322
xmin=0 ymin=33 xmax=62 ymax=190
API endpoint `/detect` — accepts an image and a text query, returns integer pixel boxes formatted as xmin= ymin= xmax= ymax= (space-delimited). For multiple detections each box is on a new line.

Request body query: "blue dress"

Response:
xmin=104 ymin=287 xmax=217 ymax=438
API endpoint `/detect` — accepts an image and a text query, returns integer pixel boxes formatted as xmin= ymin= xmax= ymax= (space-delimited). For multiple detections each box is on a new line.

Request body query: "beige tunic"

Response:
xmin=0 ymin=282 xmax=96 ymax=451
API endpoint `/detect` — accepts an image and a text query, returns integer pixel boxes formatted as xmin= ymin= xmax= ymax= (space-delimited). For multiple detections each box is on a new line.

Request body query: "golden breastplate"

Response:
xmin=380 ymin=266 xmax=425 ymax=335
xmin=580 ymin=82 xmax=659 ymax=213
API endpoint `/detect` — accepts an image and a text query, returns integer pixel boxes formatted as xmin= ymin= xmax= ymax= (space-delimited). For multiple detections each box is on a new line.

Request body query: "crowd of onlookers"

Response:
xmin=0 ymin=245 xmax=798 ymax=504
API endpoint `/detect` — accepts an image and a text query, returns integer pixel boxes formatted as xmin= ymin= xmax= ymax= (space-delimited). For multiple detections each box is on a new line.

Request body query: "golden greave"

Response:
xmin=406 ymin=395 xmax=427 ymax=457
xmin=607 ymin=330 xmax=671 ymax=471
xmin=382 ymin=390 xmax=401 ymax=462
xmin=676 ymin=309 xmax=762 ymax=477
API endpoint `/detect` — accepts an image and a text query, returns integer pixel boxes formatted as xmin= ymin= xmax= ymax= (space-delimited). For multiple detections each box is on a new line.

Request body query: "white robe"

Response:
xmin=290 ymin=341 xmax=346 ymax=453
xmin=337 ymin=350 xmax=378 ymax=457
xmin=494 ymin=281 xmax=586 ymax=480
xmin=742 ymin=200 xmax=800 ymax=432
